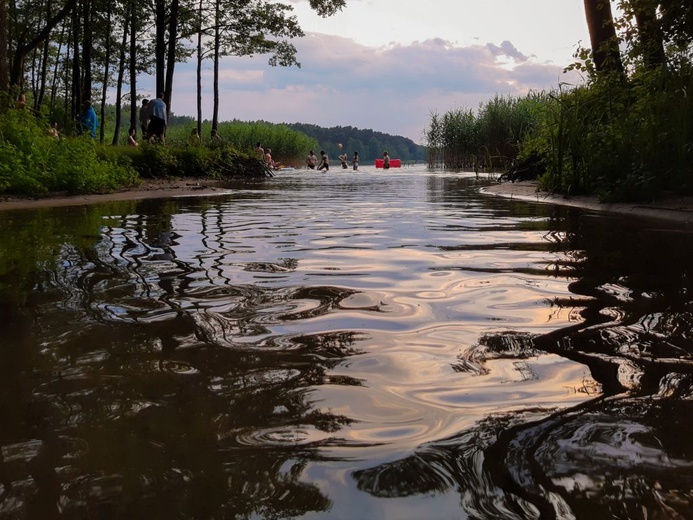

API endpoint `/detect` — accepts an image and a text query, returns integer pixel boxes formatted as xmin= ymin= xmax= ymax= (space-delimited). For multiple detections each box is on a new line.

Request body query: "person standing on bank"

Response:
xmin=147 ymin=95 xmax=167 ymax=143
xmin=383 ymin=151 xmax=390 ymax=169
xmin=317 ymin=150 xmax=329 ymax=171
xmin=139 ymin=99 xmax=150 ymax=140
xmin=79 ymin=100 xmax=98 ymax=139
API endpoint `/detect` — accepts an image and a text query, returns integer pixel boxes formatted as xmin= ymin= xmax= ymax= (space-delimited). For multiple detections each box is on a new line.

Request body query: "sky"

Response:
xmin=164 ymin=0 xmax=591 ymax=143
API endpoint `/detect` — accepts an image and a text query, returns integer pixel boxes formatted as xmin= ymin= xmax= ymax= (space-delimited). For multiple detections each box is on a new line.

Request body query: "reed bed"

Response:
xmin=426 ymin=67 xmax=693 ymax=201
xmin=425 ymin=94 xmax=545 ymax=171
xmin=166 ymin=121 xmax=316 ymax=167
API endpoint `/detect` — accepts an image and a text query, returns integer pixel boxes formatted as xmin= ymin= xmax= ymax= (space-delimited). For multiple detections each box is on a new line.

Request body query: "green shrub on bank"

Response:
xmin=0 ymin=109 xmax=274 ymax=196
xmin=112 ymin=142 xmax=269 ymax=179
xmin=535 ymin=67 xmax=693 ymax=201
xmin=165 ymin=120 xmax=316 ymax=167
xmin=0 ymin=109 xmax=139 ymax=196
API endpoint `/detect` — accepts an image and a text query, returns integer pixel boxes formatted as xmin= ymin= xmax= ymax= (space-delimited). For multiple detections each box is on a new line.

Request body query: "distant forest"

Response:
xmin=168 ymin=116 xmax=427 ymax=163
xmin=286 ymin=123 xmax=427 ymax=163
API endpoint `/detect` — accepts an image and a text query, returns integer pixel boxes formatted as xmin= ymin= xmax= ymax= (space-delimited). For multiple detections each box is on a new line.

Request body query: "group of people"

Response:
xmin=305 ymin=149 xmax=391 ymax=171
xmin=121 ymin=95 xmax=167 ymax=147
xmin=255 ymin=142 xmax=285 ymax=170
xmin=306 ymin=149 xmax=360 ymax=171
xmin=74 ymin=95 xmax=168 ymax=146
xmin=138 ymin=96 xmax=168 ymax=144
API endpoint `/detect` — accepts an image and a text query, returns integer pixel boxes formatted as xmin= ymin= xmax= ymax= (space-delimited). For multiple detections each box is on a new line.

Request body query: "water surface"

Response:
xmin=1 ymin=166 xmax=692 ymax=519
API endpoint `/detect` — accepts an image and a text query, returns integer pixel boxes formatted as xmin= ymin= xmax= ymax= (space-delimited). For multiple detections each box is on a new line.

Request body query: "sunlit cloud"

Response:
xmin=167 ymin=31 xmax=582 ymax=142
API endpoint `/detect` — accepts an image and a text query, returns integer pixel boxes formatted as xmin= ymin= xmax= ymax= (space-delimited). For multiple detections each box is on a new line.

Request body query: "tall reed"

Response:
xmin=538 ymin=66 xmax=693 ymax=200
xmin=424 ymin=93 xmax=545 ymax=171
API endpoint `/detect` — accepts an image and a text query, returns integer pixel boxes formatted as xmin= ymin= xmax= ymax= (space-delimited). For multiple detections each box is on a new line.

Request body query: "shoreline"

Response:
xmin=0 ymin=178 xmax=230 ymax=212
xmin=1 ymin=177 xmax=692 ymax=226
xmin=480 ymin=180 xmax=693 ymax=226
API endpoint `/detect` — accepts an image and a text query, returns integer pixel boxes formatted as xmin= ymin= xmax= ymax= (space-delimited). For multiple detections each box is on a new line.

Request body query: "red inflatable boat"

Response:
xmin=375 ymin=158 xmax=401 ymax=168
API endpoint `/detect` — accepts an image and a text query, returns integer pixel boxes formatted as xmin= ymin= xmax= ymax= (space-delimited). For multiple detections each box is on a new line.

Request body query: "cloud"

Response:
xmin=166 ymin=33 xmax=581 ymax=142
xmin=485 ymin=40 xmax=529 ymax=62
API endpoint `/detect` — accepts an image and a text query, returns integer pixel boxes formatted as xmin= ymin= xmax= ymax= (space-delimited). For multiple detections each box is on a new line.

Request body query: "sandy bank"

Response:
xmin=0 ymin=178 xmax=230 ymax=212
xmin=481 ymin=180 xmax=693 ymax=226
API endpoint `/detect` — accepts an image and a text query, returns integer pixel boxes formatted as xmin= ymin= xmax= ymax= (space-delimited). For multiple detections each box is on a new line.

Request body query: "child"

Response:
xmin=127 ymin=128 xmax=139 ymax=147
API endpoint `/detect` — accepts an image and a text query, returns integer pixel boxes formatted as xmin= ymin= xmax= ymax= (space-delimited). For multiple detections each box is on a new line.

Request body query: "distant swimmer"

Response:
xmin=339 ymin=153 xmax=348 ymax=169
xmin=383 ymin=151 xmax=390 ymax=170
xmin=317 ymin=150 xmax=329 ymax=171
xmin=306 ymin=150 xmax=317 ymax=169
xmin=352 ymin=151 xmax=359 ymax=170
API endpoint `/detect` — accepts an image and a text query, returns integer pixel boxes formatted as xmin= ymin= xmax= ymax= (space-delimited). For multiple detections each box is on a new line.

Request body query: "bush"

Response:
xmin=0 ymin=109 xmax=139 ymax=196
xmin=535 ymin=68 xmax=693 ymax=201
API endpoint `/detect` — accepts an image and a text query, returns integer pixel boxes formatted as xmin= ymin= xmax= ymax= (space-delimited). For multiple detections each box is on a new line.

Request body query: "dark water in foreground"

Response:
xmin=1 ymin=167 xmax=693 ymax=519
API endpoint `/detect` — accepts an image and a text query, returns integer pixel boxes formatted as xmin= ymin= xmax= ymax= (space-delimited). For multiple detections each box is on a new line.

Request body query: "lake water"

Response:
xmin=1 ymin=166 xmax=693 ymax=519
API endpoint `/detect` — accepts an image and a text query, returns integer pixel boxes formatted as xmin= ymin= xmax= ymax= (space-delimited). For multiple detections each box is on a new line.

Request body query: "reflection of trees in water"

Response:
xmin=356 ymin=206 xmax=693 ymax=519
xmin=354 ymin=392 xmax=693 ymax=519
xmin=0 ymin=204 xmax=364 ymax=518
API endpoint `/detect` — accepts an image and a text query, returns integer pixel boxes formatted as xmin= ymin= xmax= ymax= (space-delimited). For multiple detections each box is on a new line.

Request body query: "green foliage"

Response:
xmin=426 ymin=65 xmax=693 ymax=202
xmin=0 ymin=109 xmax=139 ymax=196
xmin=165 ymin=120 xmax=316 ymax=167
xmin=424 ymin=93 xmax=545 ymax=171
xmin=114 ymin=140 xmax=270 ymax=180
xmin=536 ymin=68 xmax=693 ymax=201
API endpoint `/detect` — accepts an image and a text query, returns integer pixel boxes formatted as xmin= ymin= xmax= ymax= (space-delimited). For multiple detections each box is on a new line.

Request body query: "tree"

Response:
xmin=631 ymin=0 xmax=666 ymax=68
xmin=0 ymin=0 xmax=7 ymax=92
xmin=651 ymin=1 xmax=693 ymax=56
xmin=583 ymin=0 xmax=624 ymax=74
xmin=9 ymin=0 xmax=78 ymax=89
xmin=207 ymin=0 xmax=305 ymax=131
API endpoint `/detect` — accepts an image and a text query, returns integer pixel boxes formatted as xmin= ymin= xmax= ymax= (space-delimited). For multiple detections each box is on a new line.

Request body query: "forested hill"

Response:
xmin=286 ymin=123 xmax=426 ymax=163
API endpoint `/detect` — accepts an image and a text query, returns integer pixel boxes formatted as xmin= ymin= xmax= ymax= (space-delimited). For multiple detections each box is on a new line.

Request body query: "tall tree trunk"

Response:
xmin=30 ymin=46 xmax=39 ymax=102
xmin=583 ymin=0 xmax=624 ymax=74
xmin=49 ymin=23 xmax=66 ymax=115
xmin=129 ymin=0 xmax=137 ymax=135
xmin=212 ymin=0 xmax=220 ymax=131
xmin=112 ymin=4 xmax=129 ymax=145
xmin=196 ymin=0 xmax=202 ymax=137
xmin=63 ymin=36 xmax=71 ymax=123
xmin=81 ymin=0 xmax=93 ymax=102
xmin=0 ymin=0 xmax=8 ymax=92
xmin=70 ymin=2 xmax=81 ymax=117
xmin=36 ymin=2 xmax=52 ymax=110
xmin=633 ymin=0 xmax=666 ymax=68
xmin=164 ymin=0 xmax=179 ymax=117
xmin=155 ymin=0 xmax=165 ymax=97
xmin=99 ymin=0 xmax=112 ymax=142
